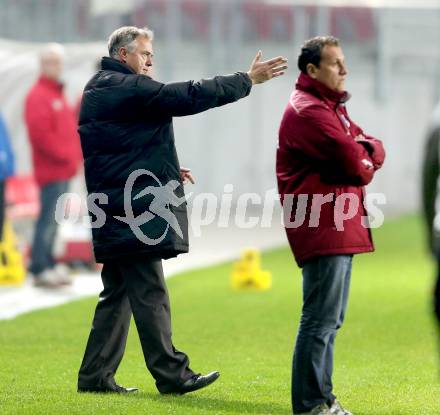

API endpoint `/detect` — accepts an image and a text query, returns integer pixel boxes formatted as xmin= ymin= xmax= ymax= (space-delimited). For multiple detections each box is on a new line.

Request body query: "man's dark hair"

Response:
xmin=297 ymin=36 xmax=340 ymax=74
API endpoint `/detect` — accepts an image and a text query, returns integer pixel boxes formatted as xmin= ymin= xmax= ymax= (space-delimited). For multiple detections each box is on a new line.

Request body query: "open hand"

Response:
xmin=247 ymin=51 xmax=288 ymax=85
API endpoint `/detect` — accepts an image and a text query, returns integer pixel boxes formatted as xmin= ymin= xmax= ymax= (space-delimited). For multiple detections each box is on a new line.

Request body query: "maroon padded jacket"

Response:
xmin=276 ymin=73 xmax=385 ymax=267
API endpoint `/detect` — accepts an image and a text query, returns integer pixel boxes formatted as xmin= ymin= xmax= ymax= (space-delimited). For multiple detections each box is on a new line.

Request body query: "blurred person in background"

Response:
xmin=77 ymin=26 xmax=287 ymax=395
xmin=0 ymin=113 xmax=15 ymax=242
xmin=421 ymin=100 xmax=440 ymax=345
xmin=277 ymin=36 xmax=385 ymax=415
xmin=24 ymin=43 xmax=82 ymax=288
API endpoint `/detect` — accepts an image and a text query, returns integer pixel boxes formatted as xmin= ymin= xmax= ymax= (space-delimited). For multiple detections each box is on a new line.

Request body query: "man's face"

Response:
xmin=41 ymin=52 xmax=64 ymax=81
xmin=121 ymin=36 xmax=154 ymax=76
xmin=308 ymin=45 xmax=348 ymax=93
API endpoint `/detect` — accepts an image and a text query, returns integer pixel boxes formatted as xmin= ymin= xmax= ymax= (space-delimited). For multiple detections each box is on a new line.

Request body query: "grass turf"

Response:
xmin=0 ymin=215 xmax=439 ymax=414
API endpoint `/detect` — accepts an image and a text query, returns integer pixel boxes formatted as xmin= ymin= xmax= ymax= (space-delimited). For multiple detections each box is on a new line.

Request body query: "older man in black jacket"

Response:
xmin=77 ymin=26 xmax=287 ymax=395
xmin=422 ymin=107 xmax=440 ymax=342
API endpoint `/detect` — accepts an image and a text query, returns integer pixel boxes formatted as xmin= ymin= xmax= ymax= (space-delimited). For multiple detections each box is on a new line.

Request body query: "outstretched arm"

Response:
xmin=137 ymin=51 xmax=288 ymax=117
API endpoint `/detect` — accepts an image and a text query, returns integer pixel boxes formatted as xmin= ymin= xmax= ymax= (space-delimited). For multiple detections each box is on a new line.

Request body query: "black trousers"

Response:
xmin=78 ymin=256 xmax=195 ymax=393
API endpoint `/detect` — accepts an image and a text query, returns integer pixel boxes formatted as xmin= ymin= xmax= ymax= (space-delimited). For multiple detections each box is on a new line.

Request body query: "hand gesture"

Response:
xmin=247 ymin=51 xmax=288 ymax=85
xmin=180 ymin=167 xmax=195 ymax=185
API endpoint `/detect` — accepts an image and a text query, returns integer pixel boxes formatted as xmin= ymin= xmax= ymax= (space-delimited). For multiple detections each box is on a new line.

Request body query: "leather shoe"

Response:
xmin=78 ymin=378 xmax=138 ymax=394
xmin=177 ymin=371 xmax=220 ymax=395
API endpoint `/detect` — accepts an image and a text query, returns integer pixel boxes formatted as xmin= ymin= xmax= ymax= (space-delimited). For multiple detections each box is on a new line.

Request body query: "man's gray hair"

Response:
xmin=108 ymin=26 xmax=154 ymax=58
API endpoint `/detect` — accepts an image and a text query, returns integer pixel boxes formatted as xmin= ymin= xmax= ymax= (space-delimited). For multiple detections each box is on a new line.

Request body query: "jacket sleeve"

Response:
xmin=421 ymin=126 xmax=440 ymax=252
xmin=291 ymin=104 xmax=376 ymax=186
xmin=135 ymin=72 xmax=253 ymax=117
xmin=24 ymin=94 xmax=70 ymax=164
xmin=348 ymin=118 xmax=385 ymax=170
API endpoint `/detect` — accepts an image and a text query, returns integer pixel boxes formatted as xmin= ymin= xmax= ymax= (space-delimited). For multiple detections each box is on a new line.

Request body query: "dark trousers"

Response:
xmin=435 ymin=258 xmax=440 ymax=325
xmin=292 ymin=255 xmax=353 ymax=414
xmin=29 ymin=180 xmax=68 ymax=275
xmin=0 ymin=180 xmax=4 ymax=241
xmin=78 ymin=256 xmax=195 ymax=393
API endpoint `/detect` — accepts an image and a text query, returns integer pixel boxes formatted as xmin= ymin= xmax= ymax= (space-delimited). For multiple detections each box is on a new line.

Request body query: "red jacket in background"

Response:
xmin=276 ymin=73 xmax=385 ymax=267
xmin=24 ymin=76 xmax=82 ymax=186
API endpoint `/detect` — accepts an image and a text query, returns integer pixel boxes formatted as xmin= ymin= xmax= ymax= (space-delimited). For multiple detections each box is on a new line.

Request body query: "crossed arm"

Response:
xmin=290 ymin=105 xmax=385 ymax=186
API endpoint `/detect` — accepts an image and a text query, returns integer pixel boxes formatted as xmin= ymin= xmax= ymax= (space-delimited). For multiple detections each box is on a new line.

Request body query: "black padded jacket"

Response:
xmin=78 ymin=57 xmax=252 ymax=262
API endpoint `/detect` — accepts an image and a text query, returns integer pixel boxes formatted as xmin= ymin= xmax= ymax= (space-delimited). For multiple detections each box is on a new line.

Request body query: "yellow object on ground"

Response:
xmin=0 ymin=220 xmax=26 ymax=285
xmin=231 ymin=248 xmax=272 ymax=291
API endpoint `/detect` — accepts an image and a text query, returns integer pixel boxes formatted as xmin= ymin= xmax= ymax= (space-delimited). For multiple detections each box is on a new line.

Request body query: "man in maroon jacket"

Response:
xmin=24 ymin=43 xmax=82 ymax=287
xmin=276 ymin=36 xmax=385 ymax=415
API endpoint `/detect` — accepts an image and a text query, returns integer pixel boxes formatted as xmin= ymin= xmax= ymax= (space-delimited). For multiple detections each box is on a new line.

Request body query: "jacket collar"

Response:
xmin=38 ymin=75 xmax=64 ymax=92
xmin=295 ymin=72 xmax=350 ymax=108
xmin=101 ymin=57 xmax=136 ymax=74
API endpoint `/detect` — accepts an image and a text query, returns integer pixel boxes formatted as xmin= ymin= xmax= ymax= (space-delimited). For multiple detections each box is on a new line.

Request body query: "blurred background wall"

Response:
xmin=0 ymin=0 xmax=440 ymax=216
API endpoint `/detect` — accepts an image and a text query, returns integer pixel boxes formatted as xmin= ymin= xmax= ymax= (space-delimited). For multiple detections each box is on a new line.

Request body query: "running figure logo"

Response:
xmin=114 ymin=169 xmax=186 ymax=245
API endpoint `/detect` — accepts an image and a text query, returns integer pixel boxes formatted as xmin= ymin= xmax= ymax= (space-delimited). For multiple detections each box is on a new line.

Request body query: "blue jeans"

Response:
xmin=292 ymin=255 xmax=353 ymax=414
xmin=29 ymin=180 xmax=69 ymax=275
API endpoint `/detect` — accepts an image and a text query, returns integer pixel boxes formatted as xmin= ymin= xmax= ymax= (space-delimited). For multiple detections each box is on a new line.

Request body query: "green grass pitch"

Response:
xmin=0 ymin=215 xmax=439 ymax=414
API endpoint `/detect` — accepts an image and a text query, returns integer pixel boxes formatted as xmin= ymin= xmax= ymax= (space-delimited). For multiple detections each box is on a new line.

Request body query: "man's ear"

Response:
xmin=118 ymin=47 xmax=128 ymax=63
xmin=306 ymin=63 xmax=318 ymax=79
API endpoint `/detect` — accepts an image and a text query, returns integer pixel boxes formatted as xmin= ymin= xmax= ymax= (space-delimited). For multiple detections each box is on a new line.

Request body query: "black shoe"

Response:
xmin=177 ymin=371 xmax=220 ymax=395
xmin=78 ymin=378 xmax=138 ymax=394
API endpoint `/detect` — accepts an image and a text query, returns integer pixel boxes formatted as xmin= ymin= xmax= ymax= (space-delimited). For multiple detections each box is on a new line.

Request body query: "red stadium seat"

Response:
xmin=5 ymin=175 xmax=40 ymax=220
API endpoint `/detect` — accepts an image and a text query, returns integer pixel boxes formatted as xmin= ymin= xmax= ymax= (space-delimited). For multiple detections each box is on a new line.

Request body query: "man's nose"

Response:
xmin=340 ymin=63 xmax=348 ymax=75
